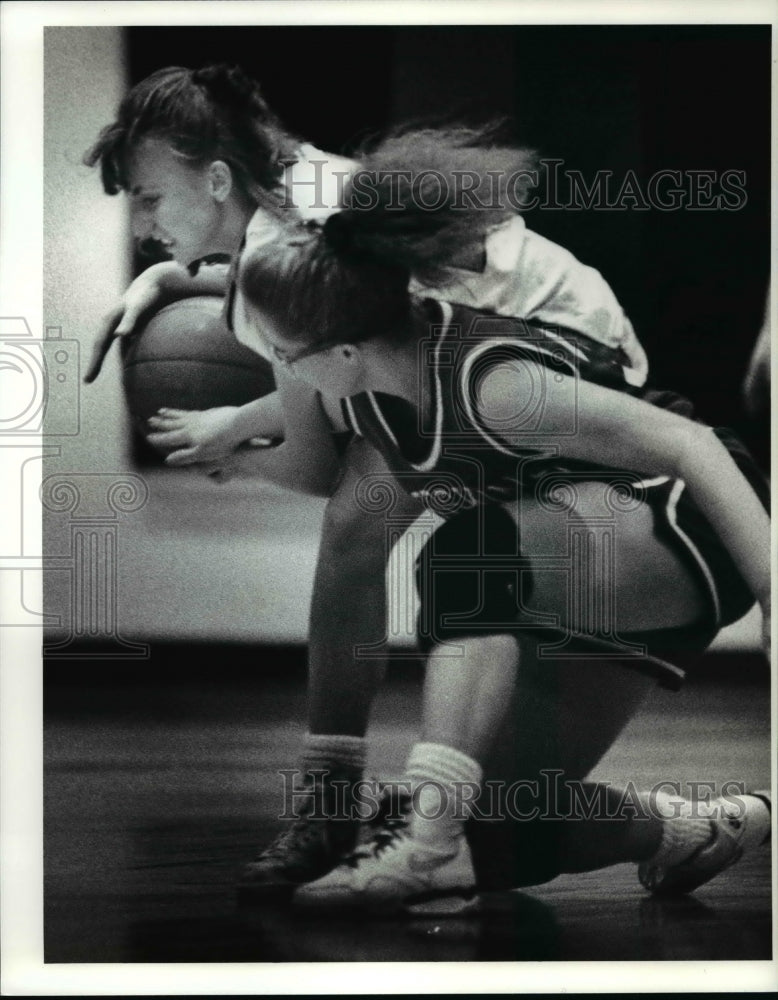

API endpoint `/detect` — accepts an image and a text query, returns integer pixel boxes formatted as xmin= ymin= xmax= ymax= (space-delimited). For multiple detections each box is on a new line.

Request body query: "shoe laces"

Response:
xmin=373 ymin=780 xmax=413 ymax=821
xmin=345 ymin=815 xmax=409 ymax=867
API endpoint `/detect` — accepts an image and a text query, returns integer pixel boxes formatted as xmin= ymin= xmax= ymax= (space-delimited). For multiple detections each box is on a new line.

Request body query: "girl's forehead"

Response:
xmin=127 ymin=137 xmax=195 ymax=190
xmin=127 ymin=140 xmax=169 ymax=188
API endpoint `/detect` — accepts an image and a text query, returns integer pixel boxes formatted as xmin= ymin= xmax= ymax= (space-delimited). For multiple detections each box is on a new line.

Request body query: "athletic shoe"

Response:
xmin=639 ymin=792 xmax=771 ymax=895
xmin=293 ymin=818 xmax=478 ymax=916
xmin=238 ymin=777 xmax=359 ymax=898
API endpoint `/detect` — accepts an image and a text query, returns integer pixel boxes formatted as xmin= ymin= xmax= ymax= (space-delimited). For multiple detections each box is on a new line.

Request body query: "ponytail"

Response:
xmin=329 ymin=125 xmax=537 ymax=281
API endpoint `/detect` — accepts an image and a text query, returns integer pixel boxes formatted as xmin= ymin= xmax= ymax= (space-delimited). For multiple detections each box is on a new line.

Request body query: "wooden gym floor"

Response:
xmin=44 ymin=646 xmax=772 ymax=965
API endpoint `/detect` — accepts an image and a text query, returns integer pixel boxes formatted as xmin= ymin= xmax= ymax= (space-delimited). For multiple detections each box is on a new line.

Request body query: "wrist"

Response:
xmin=146 ymin=260 xmax=186 ymax=284
xmin=153 ymin=261 xmax=195 ymax=296
xmin=231 ymin=404 xmax=263 ymax=443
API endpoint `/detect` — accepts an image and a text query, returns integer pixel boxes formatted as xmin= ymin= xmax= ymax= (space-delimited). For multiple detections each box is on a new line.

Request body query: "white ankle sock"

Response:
xmin=651 ymin=814 xmax=712 ymax=869
xmin=648 ymin=792 xmax=771 ymax=868
xmin=405 ymin=742 xmax=483 ymax=846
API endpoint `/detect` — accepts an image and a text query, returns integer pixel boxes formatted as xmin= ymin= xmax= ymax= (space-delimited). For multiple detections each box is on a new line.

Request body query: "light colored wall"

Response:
xmin=44 ymin=26 xmax=131 ymax=471
xmin=42 ymin=28 xmax=325 ymax=645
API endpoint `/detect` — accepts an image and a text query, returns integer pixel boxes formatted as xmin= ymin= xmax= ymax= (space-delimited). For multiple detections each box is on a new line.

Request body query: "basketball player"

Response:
xmin=221 ymin=134 xmax=771 ymax=913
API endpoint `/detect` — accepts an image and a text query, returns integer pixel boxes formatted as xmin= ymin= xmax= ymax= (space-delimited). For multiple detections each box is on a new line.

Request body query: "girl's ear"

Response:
xmin=208 ymin=160 xmax=233 ymax=202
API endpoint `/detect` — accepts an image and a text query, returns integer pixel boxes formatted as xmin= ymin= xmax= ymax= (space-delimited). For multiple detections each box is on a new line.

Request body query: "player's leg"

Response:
xmin=291 ymin=630 xmax=655 ymax=914
xmin=481 ymin=478 xmax=772 ymax=894
xmin=466 ymin=483 xmax=772 ymax=892
xmin=294 ymin=483 xmax=768 ymax=911
xmin=403 ymin=481 xmax=705 ymax=871
xmin=307 ymin=437 xmax=422 ymax=735
xmin=475 ymin=768 xmax=772 ymax=895
xmin=401 ymin=638 xmax=660 ymax=913
xmin=239 ymin=439 xmax=422 ymax=896
xmin=474 ymin=778 xmax=770 ymax=890
xmin=464 ymin=647 xmax=661 ymax=889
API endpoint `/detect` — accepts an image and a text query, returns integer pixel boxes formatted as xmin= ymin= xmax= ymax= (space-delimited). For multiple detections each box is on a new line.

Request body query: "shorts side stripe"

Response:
xmin=663 ymin=478 xmax=722 ymax=626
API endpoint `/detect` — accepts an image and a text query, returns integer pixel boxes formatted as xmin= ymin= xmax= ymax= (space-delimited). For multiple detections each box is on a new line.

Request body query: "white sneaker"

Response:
xmin=639 ymin=792 xmax=771 ymax=895
xmin=293 ymin=820 xmax=478 ymax=916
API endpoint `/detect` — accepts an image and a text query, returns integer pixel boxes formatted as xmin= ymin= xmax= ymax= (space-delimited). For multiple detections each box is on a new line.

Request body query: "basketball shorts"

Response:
xmin=414 ymin=427 xmax=769 ymax=689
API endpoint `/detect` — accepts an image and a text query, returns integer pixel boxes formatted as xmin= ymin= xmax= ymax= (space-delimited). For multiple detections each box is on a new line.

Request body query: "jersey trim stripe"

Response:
xmin=458 ymin=338 xmax=577 ymax=458
xmin=633 ymin=475 xmax=672 ymax=489
xmin=535 ymin=324 xmax=589 ymax=363
xmin=366 ymin=392 xmax=400 ymax=449
xmin=343 ymin=397 xmax=361 ymax=437
xmin=407 ymin=299 xmax=452 ymax=473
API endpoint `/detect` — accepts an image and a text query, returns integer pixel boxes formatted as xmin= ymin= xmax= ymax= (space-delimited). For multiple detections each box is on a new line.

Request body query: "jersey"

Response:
xmin=409 ymin=214 xmax=648 ymax=386
xmin=341 ymin=299 xmax=767 ymax=676
xmin=342 ymin=299 xmax=649 ymax=509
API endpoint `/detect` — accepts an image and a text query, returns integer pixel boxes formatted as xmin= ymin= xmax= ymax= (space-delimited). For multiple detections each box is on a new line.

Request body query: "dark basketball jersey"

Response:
xmin=341 ymin=299 xmax=768 ymax=647
xmin=343 ymin=299 xmax=677 ymax=510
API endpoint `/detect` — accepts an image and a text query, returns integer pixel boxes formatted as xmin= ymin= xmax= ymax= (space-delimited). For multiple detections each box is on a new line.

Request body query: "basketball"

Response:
xmin=121 ymin=295 xmax=275 ymax=434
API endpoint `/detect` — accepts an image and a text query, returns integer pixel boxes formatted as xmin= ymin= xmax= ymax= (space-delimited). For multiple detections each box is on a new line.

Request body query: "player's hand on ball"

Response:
xmin=147 ymin=406 xmax=244 ymax=464
xmin=115 ymin=263 xmax=183 ymax=336
xmin=85 ymin=262 xmax=184 ymax=383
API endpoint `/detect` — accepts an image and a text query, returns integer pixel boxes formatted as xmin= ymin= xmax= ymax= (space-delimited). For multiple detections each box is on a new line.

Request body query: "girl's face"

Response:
xmin=250 ymin=300 xmax=368 ymax=398
xmin=127 ymin=137 xmax=244 ymax=265
xmin=231 ymin=223 xmax=370 ymax=398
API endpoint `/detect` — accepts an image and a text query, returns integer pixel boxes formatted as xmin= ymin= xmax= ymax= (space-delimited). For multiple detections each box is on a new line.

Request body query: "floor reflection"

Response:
xmin=45 ymin=660 xmax=772 ymax=963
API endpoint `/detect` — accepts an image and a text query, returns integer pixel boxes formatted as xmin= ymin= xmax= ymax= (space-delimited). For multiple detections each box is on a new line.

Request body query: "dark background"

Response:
xmin=127 ymin=24 xmax=771 ymax=464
